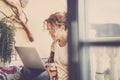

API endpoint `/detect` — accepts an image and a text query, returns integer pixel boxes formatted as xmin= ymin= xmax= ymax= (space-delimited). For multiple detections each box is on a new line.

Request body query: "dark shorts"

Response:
xmin=20 ymin=67 xmax=49 ymax=80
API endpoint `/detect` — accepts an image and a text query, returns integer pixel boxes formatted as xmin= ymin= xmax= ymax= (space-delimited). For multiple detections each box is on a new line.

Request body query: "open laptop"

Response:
xmin=15 ymin=46 xmax=45 ymax=70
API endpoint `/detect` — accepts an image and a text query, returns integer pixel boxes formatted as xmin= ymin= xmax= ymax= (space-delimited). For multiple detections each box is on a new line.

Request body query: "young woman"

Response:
xmin=43 ymin=12 xmax=68 ymax=80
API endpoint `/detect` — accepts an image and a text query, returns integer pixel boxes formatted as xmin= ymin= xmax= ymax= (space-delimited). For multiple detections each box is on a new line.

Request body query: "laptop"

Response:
xmin=15 ymin=46 xmax=45 ymax=70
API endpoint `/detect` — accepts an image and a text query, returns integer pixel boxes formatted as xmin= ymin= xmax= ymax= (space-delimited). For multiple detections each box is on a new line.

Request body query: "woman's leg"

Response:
xmin=33 ymin=70 xmax=50 ymax=80
xmin=20 ymin=67 xmax=49 ymax=80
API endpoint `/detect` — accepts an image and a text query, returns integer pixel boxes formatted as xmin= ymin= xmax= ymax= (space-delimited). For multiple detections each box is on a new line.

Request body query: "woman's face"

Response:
xmin=47 ymin=23 xmax=67 ymax=47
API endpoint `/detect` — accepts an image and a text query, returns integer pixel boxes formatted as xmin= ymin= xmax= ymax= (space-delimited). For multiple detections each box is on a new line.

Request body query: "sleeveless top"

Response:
xmin=54 ymin=43 xmax=68 ymax=66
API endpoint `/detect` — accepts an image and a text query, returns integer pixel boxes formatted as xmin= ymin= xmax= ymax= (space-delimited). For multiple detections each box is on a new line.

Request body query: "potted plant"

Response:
xmin=0 ymin=17 xmax=16 ymax=63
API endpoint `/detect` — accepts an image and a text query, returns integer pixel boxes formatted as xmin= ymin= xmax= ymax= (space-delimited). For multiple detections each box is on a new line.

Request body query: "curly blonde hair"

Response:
xmin=43 ymin=12 xmax=67 ymax=30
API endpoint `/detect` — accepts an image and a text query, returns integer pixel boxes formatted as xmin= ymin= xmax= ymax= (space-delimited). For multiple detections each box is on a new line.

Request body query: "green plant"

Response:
xmin=0 ymin=17 xmax=16 ymax=63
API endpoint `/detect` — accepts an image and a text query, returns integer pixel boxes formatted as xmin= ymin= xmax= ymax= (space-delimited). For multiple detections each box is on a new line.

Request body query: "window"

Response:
xmin=67 ymin=0 xmax=120 ymax=80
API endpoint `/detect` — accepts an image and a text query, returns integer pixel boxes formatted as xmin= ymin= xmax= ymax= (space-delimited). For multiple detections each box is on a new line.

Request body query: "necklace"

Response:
xmin=48 ymin=41 xmax=56 ymax=63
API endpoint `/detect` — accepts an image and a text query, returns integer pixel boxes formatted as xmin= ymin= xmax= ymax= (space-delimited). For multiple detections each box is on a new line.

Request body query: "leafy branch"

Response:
xmin=2 ymin=0 xmax=34 ymax=42
xmin=0 ymin=17 xmax=16 ymax=63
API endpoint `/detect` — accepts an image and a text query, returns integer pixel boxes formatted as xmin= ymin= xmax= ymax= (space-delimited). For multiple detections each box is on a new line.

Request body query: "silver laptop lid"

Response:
xmin=15 ymin=46 xmax=45 ymax=70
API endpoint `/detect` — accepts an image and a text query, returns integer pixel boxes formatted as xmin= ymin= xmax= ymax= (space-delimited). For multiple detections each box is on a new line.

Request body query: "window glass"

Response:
xmin=78 ymin=0 xmax=120 ymax=80
xmin=78 ymin=0 xmax=120 ymax=41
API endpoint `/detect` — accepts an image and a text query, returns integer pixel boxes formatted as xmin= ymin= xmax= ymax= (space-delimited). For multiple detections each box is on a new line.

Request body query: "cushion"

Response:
xmin=0 ymin=66 xmax=21 ymax=80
